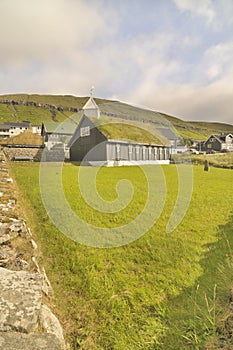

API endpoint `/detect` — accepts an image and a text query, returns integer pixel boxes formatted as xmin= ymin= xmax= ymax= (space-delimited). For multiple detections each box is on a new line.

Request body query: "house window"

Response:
xmin=207 ymin=144 xmax=212 ymax=148
xmin=80 ymin=126 xmax=90 ymax=137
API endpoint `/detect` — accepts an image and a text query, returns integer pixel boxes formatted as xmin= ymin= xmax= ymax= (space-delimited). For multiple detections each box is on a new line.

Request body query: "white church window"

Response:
xmin=80 ymin=126 xmax=90 ymax=137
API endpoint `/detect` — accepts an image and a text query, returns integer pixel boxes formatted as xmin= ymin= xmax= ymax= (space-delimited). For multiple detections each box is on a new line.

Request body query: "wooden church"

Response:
xmin=68 ymin=97 xmax=170 ymax=166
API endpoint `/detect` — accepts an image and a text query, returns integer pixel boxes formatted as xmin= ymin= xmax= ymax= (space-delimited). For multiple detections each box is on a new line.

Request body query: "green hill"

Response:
xmin=0 ymin=94 xmax=232 ymax=141
xmin=0 ymin=93 xmax=109 ymax=109
xmin=98 ymin=101 xmax=233 ymax=140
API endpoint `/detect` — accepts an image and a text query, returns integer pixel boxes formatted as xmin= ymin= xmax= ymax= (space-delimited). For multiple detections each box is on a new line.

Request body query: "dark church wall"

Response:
xmin=69 ymin=117 xmax=107 ymax=161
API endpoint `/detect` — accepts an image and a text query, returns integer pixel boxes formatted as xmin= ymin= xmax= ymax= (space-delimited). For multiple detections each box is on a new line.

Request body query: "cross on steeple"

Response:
xmin=83 ymin=87 xmax=100 ymax=119
xmin=90 ymin=85 xmax=95 ymax=97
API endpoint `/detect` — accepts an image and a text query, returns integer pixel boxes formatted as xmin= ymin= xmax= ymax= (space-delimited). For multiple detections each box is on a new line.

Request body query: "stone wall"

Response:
xmin=3 ymin=146 xmax=43 ymax=161
xmin=0 ymin=99 xmax=79 ymax=113
xmin=0 ymin=149 xmax=66 ymax=350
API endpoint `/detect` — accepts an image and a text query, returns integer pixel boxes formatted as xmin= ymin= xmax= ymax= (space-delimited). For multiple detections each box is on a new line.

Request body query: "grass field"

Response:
xmin=191 ymin=153 xmax=233 ymax=169
xmin=12 ymin=162 xmax=233 ymax=349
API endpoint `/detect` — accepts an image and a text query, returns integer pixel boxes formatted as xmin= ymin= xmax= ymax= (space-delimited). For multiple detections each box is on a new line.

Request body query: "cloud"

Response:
xmin=0 ymin=0 xmax=117 ymax=65
xmin=204 ymin=42 xmax=233 ymax=80
xmin=123 ymin=37 xmax=233 ymax=124
xmin=127 ymin=78 xmax=233 ymax=125
xmin=173 ymin=0 xmax=216 ymax=26
xmin=0 ymin=0 xmax=119 ymax=95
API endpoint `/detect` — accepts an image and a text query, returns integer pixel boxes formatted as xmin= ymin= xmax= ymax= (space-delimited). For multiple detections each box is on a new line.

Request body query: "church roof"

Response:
xmin=68 ymin=114 xmax=166 ymax=147
xmin=83 ymin=97 xmax=99 ymax=110
xmin=42 ymin=121 xmax=77 ymax=135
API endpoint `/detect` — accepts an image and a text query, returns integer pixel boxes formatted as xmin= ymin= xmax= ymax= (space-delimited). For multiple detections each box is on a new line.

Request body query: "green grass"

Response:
xmin=0 ymin=103 xmax=75 ymax=124
xmin=12 ymin=163 xmax=233 ymax=349
xmin=173 ymin=123 xmax=233 ymax=141
xmin=191 ymin=153 xmax=233 ymax=169
xmin=14 ymin=104 xmax=66 ymax=123
xmin=97 ymin=121 xmax=163 ymax=144
xmin=0 ymin=103 xmax=18 ymax=122
xmin=161 ymin=214 xmax=233 ymax=349
xmin=0 ymin=103 xmax=63 ymax=124
xmin=0 ymin=94 xmax=109 ymax=109
xmin=176 ymin=128 xmax=211 ymax=141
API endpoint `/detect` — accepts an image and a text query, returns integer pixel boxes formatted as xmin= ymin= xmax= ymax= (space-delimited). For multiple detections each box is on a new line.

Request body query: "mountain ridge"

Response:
xmin=0 ymin=93 xmax=232 ymax=141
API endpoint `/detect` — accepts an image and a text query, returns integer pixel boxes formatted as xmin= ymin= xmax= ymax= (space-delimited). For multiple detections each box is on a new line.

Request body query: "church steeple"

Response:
xmin=82 ymin=86 xmax=100 ymax=119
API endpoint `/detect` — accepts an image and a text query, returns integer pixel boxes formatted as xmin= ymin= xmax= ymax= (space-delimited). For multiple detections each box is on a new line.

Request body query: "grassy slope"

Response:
xmin=99 ymin=101 xmax=233 ymax=140
xmin=0 ymin=93 xmax=109 ymax=108
xmin=0 ymin=102 xmax=70 ymax=124
xmin=0 ymin=94 xmax=232 ymax=140
xmin=12 ymin=163 xmax=233 ymax=349
xmin=191 ymin=153 xmax=233 ymax=169
xmin=163 ymin=116 xmax=233 ymax=141
xmin=0 ymin=94 xmax=108 ymax=125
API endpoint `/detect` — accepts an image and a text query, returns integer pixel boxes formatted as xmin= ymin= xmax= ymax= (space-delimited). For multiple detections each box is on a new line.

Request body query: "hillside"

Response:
xmin=98 ymin=101 xmax=233 ymax=140
xmin=0 ymin=94 xmax=232 ymax=141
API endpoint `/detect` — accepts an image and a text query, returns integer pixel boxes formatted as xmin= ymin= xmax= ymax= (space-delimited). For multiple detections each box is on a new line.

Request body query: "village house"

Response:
xmin=1 ymin=129 xmax=44 ymax=161
xmin=0 ymin=124 xmax=11 ymax=138
xmin=68 ymin=97 xmax=170 ymax=166
xmin=41 ymin=121 xmax=77 ymax=150
xmin=31 ymin=124 xmax=42 ymax=135
xmin=0 ymin=121 xmax=41 ymax=138
xmin=0 ymin=121 xmax=30 ymax=138
xmin=203 ymin=133 xmax=233 ymax=152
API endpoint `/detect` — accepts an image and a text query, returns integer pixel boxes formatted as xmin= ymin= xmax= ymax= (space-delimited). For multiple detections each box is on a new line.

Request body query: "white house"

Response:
xmin=0 ymin=122 xmax=30 ymax=138
xmin=41 ymin=121 xmax=77 ymax=150
xmin=31 ymin=124 xmax=42 ymax=134
xmin=0 ymin=121 xmax=41 ymax=138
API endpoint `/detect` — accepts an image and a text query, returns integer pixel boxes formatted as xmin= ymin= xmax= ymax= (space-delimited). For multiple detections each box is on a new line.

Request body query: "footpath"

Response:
xmin=0 ymin=149 xmax=65 ymax=350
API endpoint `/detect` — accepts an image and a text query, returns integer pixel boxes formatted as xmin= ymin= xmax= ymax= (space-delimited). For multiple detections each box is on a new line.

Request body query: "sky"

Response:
xmin=1 ymin=0 xmax=233 ymax=124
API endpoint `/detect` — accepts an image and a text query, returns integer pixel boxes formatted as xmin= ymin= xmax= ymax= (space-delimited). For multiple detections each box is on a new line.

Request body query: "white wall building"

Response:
xmin=0 ymin=122 xmax=41 ymax=138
